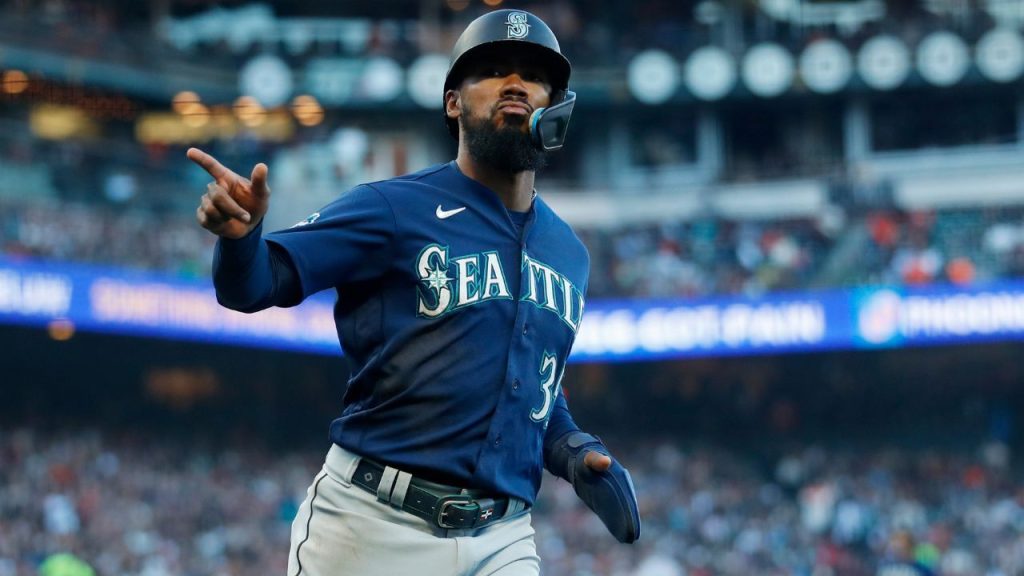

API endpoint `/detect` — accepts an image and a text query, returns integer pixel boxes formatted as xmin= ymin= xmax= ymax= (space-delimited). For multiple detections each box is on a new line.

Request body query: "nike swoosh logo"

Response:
xmin=436 ymin=205 xmax=467 ymax=219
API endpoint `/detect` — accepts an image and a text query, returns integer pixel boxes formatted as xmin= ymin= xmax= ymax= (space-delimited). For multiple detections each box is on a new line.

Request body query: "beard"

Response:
xmin=460 ymin=102 xmax=547 ymax=173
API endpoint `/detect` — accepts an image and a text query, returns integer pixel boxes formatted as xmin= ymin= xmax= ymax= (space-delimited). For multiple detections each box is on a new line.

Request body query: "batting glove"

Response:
xmin=544 ymin=431 xmax=641 ymax=543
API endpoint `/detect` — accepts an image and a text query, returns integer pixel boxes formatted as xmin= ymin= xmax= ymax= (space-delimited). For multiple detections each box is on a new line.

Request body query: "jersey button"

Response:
xmin=494 ymin=434 xmax=502 ymax=447
xmin=522 ymin=324 xmax=528 ymax=336
xmin=512 ymin=378 xmax=520 ymax=390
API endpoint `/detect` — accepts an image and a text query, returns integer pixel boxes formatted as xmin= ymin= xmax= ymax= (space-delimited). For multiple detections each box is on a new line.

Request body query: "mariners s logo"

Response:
xmin=416 ymin=244 xmax=511 ymax=319
xmin=506 ymin=12 xmax=530 ymax=39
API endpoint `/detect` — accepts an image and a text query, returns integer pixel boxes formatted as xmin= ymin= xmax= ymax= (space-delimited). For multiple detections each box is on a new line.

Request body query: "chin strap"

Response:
xmin=529 ymin=91 xmax=576 ymax=151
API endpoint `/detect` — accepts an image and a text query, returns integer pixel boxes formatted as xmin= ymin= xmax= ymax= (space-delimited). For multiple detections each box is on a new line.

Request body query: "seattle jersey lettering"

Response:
xmin=416 ymin=245 xmax=585 ymax=332
xmin=416 ymin=244 xmax=512 ymax=318
xmin=521 ymin=254 xmax=585 ymax=333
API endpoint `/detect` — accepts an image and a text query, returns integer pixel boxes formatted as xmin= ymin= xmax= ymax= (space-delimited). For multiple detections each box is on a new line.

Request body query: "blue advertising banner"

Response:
xmin=2 ymin=257 xmax=1023 ymax=362
xmin=0 ymin=257 xmax=340 ymax=355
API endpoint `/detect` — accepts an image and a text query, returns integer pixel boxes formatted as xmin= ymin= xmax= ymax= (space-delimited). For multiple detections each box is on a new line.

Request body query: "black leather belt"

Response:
xmin=352 ymin=458 xmax=513 ymax=530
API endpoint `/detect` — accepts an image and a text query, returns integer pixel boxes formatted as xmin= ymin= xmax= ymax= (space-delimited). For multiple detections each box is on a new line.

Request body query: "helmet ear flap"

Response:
xmin=529 ymin=90 xmax=575 ymax=151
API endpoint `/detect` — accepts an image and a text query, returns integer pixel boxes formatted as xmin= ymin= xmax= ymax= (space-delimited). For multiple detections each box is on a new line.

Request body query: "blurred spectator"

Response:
xmin=3 ymin=197 xmax=1024 ymax=297
xmin=0 ymin=200 xmax=214 ymax=278
xmin=5 ymin=429 xmax=1024 ymax=576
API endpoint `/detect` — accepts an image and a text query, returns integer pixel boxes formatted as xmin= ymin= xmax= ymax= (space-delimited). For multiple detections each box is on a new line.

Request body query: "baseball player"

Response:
xmin=189 ymin=9 xmax=639 ymax=575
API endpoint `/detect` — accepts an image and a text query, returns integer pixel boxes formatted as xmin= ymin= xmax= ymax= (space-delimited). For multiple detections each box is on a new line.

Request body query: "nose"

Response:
xmin=499 ymin=74 xmax=529 ymax=98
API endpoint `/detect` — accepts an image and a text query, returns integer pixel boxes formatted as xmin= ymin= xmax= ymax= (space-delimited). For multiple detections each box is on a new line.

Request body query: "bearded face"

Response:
xmin=459 ymin=98 xmax=548 ymax=174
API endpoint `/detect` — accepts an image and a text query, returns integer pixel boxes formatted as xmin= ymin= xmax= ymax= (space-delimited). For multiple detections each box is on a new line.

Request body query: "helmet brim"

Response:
xmin=443 ymin=40 xmax=571 ymax=93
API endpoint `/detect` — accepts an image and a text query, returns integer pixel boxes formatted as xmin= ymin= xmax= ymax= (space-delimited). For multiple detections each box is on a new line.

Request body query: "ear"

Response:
xmin=444 ymin=89 xmax=461 ymax=122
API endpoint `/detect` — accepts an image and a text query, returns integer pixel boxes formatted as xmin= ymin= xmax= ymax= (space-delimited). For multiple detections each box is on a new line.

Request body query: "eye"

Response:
xmin=523 ymin=70 xmax=547 ymax=83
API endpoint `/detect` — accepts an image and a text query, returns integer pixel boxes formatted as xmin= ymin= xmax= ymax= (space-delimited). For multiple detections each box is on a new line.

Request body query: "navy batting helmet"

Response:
xmin=443 ymin=9 xmax=576 ymax=151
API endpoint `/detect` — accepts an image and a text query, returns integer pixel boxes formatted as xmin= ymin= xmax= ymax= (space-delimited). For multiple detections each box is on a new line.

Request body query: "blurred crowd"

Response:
xmin=846 ymin=208 xmax=1024 ymax=288
xmin=541 ymin=440 xmax=1024 ymax=576
xmin=3 ymin=428 xmax=1023 ymax=576
xmin=0 ymin=430 xmax=308 ymax=576
xmin=4 ymin=196 xmax=1024 ymax=297
xmin=0 ymin=200 xmax=213 ymax=278
xmin=581 ymin=206 xmax=1024 ymax=299
xmin=579 ymin=217 xmax=834 ymax=298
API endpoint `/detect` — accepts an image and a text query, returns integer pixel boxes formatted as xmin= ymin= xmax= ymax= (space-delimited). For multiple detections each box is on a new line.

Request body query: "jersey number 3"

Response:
xmin=530 ymin=352 xmax=563 ymax=423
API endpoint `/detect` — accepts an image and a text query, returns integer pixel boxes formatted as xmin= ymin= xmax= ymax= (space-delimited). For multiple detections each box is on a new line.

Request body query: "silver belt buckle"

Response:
xmin=435 ymin=495 xmax=477 ymax=529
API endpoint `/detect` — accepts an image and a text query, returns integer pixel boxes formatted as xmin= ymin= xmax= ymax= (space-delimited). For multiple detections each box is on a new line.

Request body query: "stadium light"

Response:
xmin=684 ymin=46 xmax=737 ymax=101
xmin=239 ymin=54 xmax=294 ymax=108
xmin=360 ymin=57 xmax=404 ymax=102
xmin=1 ymin=69 xmax=29 ymax=95
xmin=179 ymin=102 xmax=210 ymax=128
xmin=292 ymin=94 xmax=324 ymax=127
xmin=741 ymin=43 xmax=795 ymax=97
xmin=171 ymin=91 xmax=201 ymax=113
xmin=29 ymin=104 xmax=98 ymax=140
xmin=917 ymin=31 xmax=969 ymax=87
xmin=408 ymin=54 xmax=449 ymax=109
xmin=857 ymin=35 xmax=911 ymax=90
xmin=799 ymin=39 xmax=853 ymax=93
xmin=976 ymin=28 xmax=1024 ymax=83
xmin=627 ymin=49 xmax=680 ymax=105
xmin=234 ymin=95 xmax=266 ymax=127
xmin=47 ymin=319 xmax=75 ymax=341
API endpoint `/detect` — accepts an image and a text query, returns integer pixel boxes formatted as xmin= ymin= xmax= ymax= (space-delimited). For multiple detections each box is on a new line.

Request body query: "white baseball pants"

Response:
xmin=287 ymin=444 xmax=540 ymax=576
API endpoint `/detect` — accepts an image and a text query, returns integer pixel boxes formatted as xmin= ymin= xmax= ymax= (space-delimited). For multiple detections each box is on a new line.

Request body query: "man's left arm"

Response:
xmin=543 ymin=392 xmax=641 ymax=543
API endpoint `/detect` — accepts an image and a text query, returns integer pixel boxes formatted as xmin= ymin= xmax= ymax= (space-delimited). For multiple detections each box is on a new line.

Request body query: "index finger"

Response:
xmin=187 ymin=147 xmax=231 ymax=180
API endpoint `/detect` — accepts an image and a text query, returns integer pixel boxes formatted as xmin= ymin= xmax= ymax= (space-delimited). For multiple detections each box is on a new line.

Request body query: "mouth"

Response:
xmin=496 ymin=100 xmax=532 ymax=116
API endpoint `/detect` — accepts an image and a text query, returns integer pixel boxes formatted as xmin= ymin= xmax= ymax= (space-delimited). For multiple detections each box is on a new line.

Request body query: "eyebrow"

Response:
xmin=472 ymin=61 xmax=550 ymax=79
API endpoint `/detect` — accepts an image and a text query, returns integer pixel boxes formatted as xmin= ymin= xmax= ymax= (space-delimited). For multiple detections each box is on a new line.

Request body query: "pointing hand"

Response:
xmin=188 ymin=147 xmax=271 ymax=239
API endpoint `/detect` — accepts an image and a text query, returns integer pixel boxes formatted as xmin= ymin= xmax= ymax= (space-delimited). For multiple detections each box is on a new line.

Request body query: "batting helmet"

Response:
xmin=443 ymin=9 xmax=576 ymax=151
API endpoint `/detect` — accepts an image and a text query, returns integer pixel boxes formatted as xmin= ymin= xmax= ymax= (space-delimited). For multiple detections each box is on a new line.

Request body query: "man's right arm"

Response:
xmin=212 ymin=221 xmax=303 ymax=313
xmin=188 ymin=148 xmax=395 ymax=311
xmin=187 ymin=147 xmax=302 ymax=312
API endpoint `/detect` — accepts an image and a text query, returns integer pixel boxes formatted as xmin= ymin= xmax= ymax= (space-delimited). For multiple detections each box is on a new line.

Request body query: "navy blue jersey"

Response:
xmin=263 ymin=161 xmax=588 ymax=504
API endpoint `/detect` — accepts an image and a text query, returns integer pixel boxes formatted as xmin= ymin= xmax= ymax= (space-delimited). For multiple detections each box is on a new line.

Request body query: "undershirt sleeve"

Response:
xmin=212 ymin=221 xmax=304 ymax=313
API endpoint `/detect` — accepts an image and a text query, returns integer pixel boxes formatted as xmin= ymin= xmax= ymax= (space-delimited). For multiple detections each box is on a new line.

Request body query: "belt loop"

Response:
xmin=389 ymin=471 xmax=413 ymax=509
xmin=504 ymin=497 xmax=525 ymax=518
xmin=376 ymin=466 xmax=399 ymax=502
xmin=342 ymin=455 xmax=360 ymax=484
xmin=327 ymin=444 xmax=361 ymax=483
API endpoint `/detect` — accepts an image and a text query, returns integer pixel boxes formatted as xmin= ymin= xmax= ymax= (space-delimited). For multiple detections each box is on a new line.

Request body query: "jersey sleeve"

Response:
xmin=264 ymin=184 xmax=397 ymax=298
xmin=213 ymin=222 xmax=303 ymax=312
